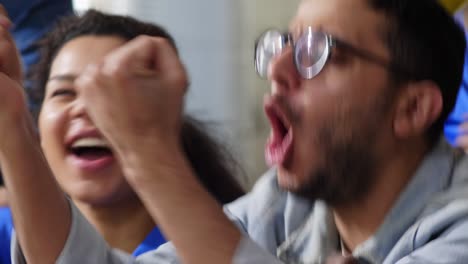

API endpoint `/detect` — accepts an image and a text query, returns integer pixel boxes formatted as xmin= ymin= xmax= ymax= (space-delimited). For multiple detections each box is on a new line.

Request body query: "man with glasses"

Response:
xmin=3 ymin=0 xmax=468 ymax=263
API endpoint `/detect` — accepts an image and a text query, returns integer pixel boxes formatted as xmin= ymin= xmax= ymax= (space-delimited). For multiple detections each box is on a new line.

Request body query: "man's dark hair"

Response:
xmin=369 ymin=0 xmax=466 ymax=146
xmin=28 ymin=9 xmax=245 ymax=204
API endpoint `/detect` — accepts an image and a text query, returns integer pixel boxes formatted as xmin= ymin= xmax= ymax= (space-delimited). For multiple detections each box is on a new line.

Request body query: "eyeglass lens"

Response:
xmin=255 ymin=27 xmax=331 ymax=80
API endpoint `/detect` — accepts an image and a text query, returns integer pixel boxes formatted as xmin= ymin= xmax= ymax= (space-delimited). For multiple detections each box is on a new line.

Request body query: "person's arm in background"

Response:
xmin=0 ymin=0 xmax=73 ymax=208
xmin=0 ymin=8 xmax=71 ymax=263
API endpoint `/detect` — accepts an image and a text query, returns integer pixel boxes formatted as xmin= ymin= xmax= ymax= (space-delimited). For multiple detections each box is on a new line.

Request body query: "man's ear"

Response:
xmin=393 ymin=81 xmax=442 ymax=139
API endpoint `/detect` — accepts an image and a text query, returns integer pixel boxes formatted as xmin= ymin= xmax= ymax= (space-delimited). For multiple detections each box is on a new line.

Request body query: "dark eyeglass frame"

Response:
xmin=254 ymin=27 xmax=413 ymax=80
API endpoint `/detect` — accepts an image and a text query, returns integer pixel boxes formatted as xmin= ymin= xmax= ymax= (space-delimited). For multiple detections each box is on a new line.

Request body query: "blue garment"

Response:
xmin=0 ymin=207 xmax=13 ymax=264
xmin=132 ymin=227 xmax=166 ymax=257
xmin=444 ymin=12 xmax=468 ymax=145
xmin=4 ymin=0 xmax=73 ymax=74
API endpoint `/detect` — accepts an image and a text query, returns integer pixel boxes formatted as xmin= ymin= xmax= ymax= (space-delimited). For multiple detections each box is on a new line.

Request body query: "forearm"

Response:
xmin=0 ymin=186 xmax=7 ymax=206
xmin=123 ymin=145 xmax=241 ymax=264
xmin=1 ymin=119 xmax=70 ymax=264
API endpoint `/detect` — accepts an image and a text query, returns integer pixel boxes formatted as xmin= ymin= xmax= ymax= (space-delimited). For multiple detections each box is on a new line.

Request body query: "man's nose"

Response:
xmin=267 ymin=46 xmax=301 ymax=95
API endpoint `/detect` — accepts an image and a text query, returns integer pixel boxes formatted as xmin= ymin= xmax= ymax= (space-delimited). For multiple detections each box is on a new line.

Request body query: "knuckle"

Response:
xmin=129 ymin=35 xmax=154 ymax=53
xmin=135 ymin=35 xmax=153 ymax=45
xmin=103 ymin=60 xmax=127 ymax=79
xmin=136 ymin=35 xmax=172 ymax=52
xmin=152 ymin=36 xmax=170 ymax=46
xmin=137 ymin=36 xmax=155 ymax=53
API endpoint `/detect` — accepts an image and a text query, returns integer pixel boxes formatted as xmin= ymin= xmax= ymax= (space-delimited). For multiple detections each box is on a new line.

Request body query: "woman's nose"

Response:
xmin=69 ymin=97 xmax=88 ymax=119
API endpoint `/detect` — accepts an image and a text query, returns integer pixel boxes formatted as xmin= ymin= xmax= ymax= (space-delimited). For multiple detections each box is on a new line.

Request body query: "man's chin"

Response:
xmin=276 ymin=166 xmax=303 ymax=191
xmin=276 ymin=165 xmax=326 ymax=202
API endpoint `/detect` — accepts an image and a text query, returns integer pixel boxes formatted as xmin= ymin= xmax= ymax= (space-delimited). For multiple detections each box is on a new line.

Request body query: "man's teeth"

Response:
xmin=72 ymin=138 xmax=109 ymax=148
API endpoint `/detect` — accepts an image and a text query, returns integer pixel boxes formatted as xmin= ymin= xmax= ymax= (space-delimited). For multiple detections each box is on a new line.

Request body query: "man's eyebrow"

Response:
xmin=48 ymin=74 xmax=77 ymax=82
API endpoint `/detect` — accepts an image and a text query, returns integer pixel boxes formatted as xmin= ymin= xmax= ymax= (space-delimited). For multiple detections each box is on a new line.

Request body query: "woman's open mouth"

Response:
xmin=67 ymin=137 xmax=115 ymax=171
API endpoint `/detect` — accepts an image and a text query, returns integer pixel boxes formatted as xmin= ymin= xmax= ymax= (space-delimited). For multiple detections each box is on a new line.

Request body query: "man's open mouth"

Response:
xmin=264 ymin=98 xmax=293 ymax=167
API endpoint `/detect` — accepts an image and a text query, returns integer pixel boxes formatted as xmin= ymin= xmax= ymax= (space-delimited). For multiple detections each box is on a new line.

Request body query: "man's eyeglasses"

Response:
xmin=254 ymin=27 xmax=412 ymax=80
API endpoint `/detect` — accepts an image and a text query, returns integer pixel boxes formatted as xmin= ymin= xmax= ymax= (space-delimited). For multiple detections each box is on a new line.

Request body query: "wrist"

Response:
xmin=118 ymin=136 xmax=188 ymax=183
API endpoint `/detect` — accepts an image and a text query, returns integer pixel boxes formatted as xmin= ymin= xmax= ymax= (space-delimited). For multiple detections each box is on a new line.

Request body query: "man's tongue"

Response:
xmin=265 ymin=129 xmax=293 ymax=167
xmin=263 ymin=94 xmax=294 ymax=167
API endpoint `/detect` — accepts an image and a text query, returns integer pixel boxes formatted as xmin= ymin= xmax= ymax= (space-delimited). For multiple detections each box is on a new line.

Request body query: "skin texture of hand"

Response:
xmin=76 ymin=35 xmax=242 ymax=263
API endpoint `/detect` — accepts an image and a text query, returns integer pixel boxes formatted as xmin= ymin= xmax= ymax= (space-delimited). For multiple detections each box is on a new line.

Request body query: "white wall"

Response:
xmin=73 ymin=0 xmax=300 ymax=188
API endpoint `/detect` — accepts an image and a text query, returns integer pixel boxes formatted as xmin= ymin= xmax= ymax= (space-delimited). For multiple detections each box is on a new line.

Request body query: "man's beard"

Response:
xmin=291 ymin=94 xmax=391 ymax=207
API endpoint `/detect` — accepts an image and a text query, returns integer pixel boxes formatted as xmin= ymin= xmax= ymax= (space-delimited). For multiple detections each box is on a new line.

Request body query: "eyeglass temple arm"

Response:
xmin=330 ymin=37 xmax=413 ymax=78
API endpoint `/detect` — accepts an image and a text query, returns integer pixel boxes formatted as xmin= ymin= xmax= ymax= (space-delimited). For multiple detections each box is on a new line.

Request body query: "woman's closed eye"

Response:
xmin=49 ymin=87 xmax=76 ymax=98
